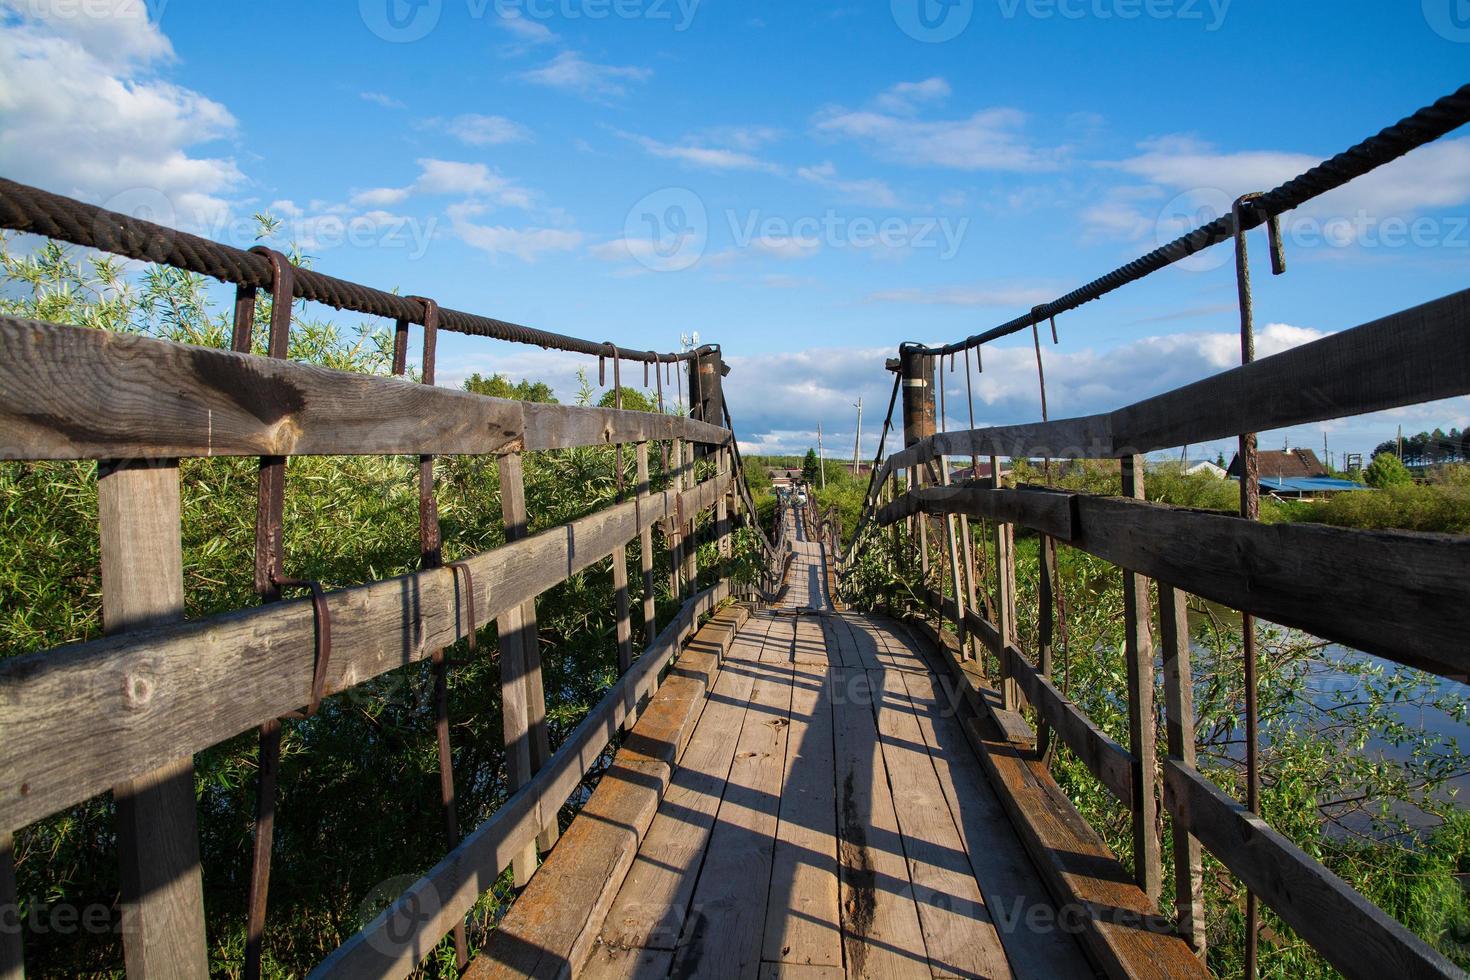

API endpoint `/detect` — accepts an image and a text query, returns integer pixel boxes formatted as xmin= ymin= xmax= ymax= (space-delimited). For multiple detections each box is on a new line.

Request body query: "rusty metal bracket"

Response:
xmin=272 ymin=575 xmax=335 ymax=719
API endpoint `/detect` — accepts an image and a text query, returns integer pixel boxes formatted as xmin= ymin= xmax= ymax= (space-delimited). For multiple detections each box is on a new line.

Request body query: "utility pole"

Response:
xmin=817 ymin=422 xmax=826 ymax=489
xmin=852 ymin=397 xmax=863 ymax=477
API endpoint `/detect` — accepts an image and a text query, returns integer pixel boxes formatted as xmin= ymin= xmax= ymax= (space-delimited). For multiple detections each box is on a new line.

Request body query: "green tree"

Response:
xmin=463 ymin=372 xmax=557 ymax=403
xmin=801 ymin=448 xmax=820 ymax=484
xmin=1364 ymin=451 xmax=1413 ymax=488
xmin=597 ymin=386 xmax=656 ymax=413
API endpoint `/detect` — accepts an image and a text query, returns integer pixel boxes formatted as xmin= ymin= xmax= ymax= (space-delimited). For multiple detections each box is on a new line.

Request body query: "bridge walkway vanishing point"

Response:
xmin=469 ymin=507 xmax=1200 ymax=979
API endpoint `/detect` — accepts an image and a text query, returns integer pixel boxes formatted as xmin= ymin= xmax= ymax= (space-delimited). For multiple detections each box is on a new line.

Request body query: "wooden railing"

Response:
xmin=0 ymin=307 xmax=782 ymax=978
xmin=838 ymin=295 xmax=1470 ymax=980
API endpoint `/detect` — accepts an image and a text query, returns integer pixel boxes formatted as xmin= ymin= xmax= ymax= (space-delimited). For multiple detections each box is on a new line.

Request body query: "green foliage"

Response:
xmin=1300 ymin=480 xmax=1470 ymax=534
xmin=463 ymin=372 xmax=558 ymax=403
xmin=812 ymin=464 xmax=867 ymax=547
xmin=1364 ymin=451 xmax=1414 ymax=489
xmin=837 ymin=457 xmax=1470 ymax=977
xmin=1 ymin=232 xmax=763 ymax=977
xmin=801 ymin=448 xmax=820 ymax=484
xmin=596 ymin=385 xmax=656 ymax=413
xmin=1373 ymin=428 xmax=1469 ymax=468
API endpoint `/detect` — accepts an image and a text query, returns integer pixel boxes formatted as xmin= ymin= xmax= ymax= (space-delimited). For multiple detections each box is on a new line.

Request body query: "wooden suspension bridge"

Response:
xmin=1 ymin=84 xmax=1469 ymax=979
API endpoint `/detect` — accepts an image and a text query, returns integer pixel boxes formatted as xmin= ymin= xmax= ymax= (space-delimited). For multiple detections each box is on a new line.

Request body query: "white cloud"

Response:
xmin=873 ymin=77 xmax=951 ymax=115
xmin=865 ymin=284 xmax=1056 ymax=307
xmin=1089 ymin=135 xmax=1470 ymax=247
xmin=351 ymin=159 xmax=533 ymax=209
xmin=361 ymin=91 xmax=406 ymax=110
xmin=520 ymin=50 xmax=650 ymax=101
xmin=447 ymin=202 xmax=582 ymax=261
xmin=0 ymin=0 xmax=242 ymax=228
xmin=445 ymin=113 xmax=532 ymax=146
xmin=497 ymin=8 xmax=557 ymax=50
xmin=630 ymin=133 xmax=779 ymax=173
xmin=797 ymin=162 xmax=902 ymax=207
xmin=814 ymin=100 xmax=1064 ymax=172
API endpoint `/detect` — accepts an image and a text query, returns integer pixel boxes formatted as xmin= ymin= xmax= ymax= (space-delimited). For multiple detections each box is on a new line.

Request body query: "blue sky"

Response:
xmin=1 ymin=0 xmax=1467 ymax=461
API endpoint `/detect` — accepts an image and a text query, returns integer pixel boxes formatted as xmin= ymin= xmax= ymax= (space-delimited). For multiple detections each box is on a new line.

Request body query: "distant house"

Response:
xmin=1150 ymin=458 xmax=1227 ymax=479
xmin=1226 ymin=448 xmax=1362 ymax=498
xmin=1182 ymin=459 xmax=1226 ymax=479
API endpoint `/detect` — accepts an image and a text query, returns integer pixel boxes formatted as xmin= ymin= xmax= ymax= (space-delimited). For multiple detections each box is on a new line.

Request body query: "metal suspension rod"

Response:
xmin=0 ymin=176 xmax=704 ymax=365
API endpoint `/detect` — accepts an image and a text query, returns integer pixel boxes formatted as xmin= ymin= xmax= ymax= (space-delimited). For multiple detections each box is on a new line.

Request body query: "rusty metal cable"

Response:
xmin=913 ymin=83 xmax=1470 ymax=357
xmin=0 ymin=176 xmax=699 ymax=364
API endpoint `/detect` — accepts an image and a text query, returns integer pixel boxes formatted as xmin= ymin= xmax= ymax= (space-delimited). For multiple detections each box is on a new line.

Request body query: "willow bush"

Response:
xmin=0 ymin=231 xmax=759 ymax=977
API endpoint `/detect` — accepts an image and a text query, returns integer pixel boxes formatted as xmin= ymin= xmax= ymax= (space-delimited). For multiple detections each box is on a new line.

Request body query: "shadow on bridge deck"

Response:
xmin=469 ymin=513 xmax=1198 ymax=979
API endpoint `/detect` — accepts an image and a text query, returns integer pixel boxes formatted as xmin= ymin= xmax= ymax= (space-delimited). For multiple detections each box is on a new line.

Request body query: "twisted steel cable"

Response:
xmin=921 ymin=82 xmax=1470 ymax=357
xmin=0 ymin=176 xmax=693 ymax=364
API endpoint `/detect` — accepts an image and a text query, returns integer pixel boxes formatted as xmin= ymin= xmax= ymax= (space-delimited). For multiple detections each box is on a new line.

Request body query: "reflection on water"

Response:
xmin=1186 ymin=602 xmax=1469 ymax=835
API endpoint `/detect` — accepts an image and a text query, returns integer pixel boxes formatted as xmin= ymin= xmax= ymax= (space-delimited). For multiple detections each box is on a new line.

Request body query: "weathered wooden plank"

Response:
xmin=597 ymin=627 xmax=764 ymax=950
xmin=468 ymin=600 xmax=744 ymax=979
xmin=1164 ymin=761 xmax=1462 ymax=980
xmin=761 ymin=663 xmax=842 ymax=969
xmin=0 ymin=470 xmax=733 ymax=833
xmin=900 ymin=670 xmax=1096 ymax=979
xmin=581 ymin=946 xmax=672 ymax=980
xmin=908 ymin=615 xmax=1208 ymax=980
xmin=312 ymin=581 xmax=730 ymax=979
xmin=0 ymin=315 xmax=730 ymax=460
xmin=1158 ymin=583 xmax=1206 ymax=958
xmin=637 ymin=443 xmax=657 ymax=651
xmin=894 ymin=487 xmax=1470 ymax=680
xmin=496 ymin=452 xmax=541 ymax=885
xmin=1120 ymin=456 xmax=1162 ymax=905
xmin=879 ymin=287 xmax=1470 ymax=467
xmin=830 ymin=664 xmax=931 ymax=980
xmin=99 ymin=460 xmax=208 ymax=980
xmin=877 ymin=486 xmax=1075 ymax=541
xmin=670 ymin=662 xmax=794 ymax=979
xmin=872 ymin=669 xmax=1011 ymax=978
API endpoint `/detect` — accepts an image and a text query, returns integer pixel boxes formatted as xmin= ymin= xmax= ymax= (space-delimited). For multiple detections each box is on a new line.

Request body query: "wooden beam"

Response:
xmin=99 ymin=460 xmax=208 ymax=979
xmin=1163 ymin=761 xmax=1462 ymax=980
xmin=0 ymin=315 xmax=730 ymax=460
xmin=310 ymin=581 xmax=731 ymax=979
xmin=881 ymin=486 xmax=1470 ymax=680
xmin=877 ymin=287 xmax=1470 ymax=467
xmin=637 ymin=444 xmax=656 ymax=652
xmin=922 ymin=588 xmax=1134 ymax=803
xmin=0 ymin=469 xmax=733 ymax=833
xmin=1158 ymin=583 xmax=1206 ymax=958
xmin=495 ymin=453 xmax=540 ymax=886
xmin=1119 ymin=456 xmax=1161 ymax=905
xmin=877 ymin=485 xmax=1076 ymax=542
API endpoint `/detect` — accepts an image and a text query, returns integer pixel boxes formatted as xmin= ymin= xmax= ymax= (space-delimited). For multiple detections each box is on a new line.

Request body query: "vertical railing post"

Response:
xmin=1120 ymin=454 xmax=1162 ymax=904
xmin=637 ymin=442 xmax=656 ymax=649
xmin=716 ymin=443 xmax=731 ymax=560
xmin=0 ymin=832 xmax=17 ymax=980
xmin=899 ymin=346 xmax=936 ymax=600
xmin=668 ymin=438 xmax=684 ymax=597
xmin=497 ymin=452 xmax=555 ymax=886
xmin=1036 ymin=536 xmax=1059 ymax=758
xmin=1160 ymin=582 xmax=1207 ymax=958
xmin=100 ymin=460 xmax=208 ymax=979
xmin=992 ymin=454 xmax=1020 ymax=711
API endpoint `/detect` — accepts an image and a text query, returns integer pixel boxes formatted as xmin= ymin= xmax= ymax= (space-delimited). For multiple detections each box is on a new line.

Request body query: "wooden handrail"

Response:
xmin=312 ymin=579 xmax=733 ymax=978
xmin=874 ymin=287 xmax=1470 ymax=479
xmin=0 ymin=315 xmax=732 ymax=461
xmin=880 ymin=485 xmax=1470 ymax=680
xmin=0 ymin=469 xmax=734 ymax=830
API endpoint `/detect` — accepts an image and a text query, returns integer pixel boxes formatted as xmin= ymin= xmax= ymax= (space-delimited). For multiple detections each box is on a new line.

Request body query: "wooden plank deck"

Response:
xmin=567 ymin=516 xmax=1091 ymax=978
xmin=476 ymin=509 xmax=1199 ymax=979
